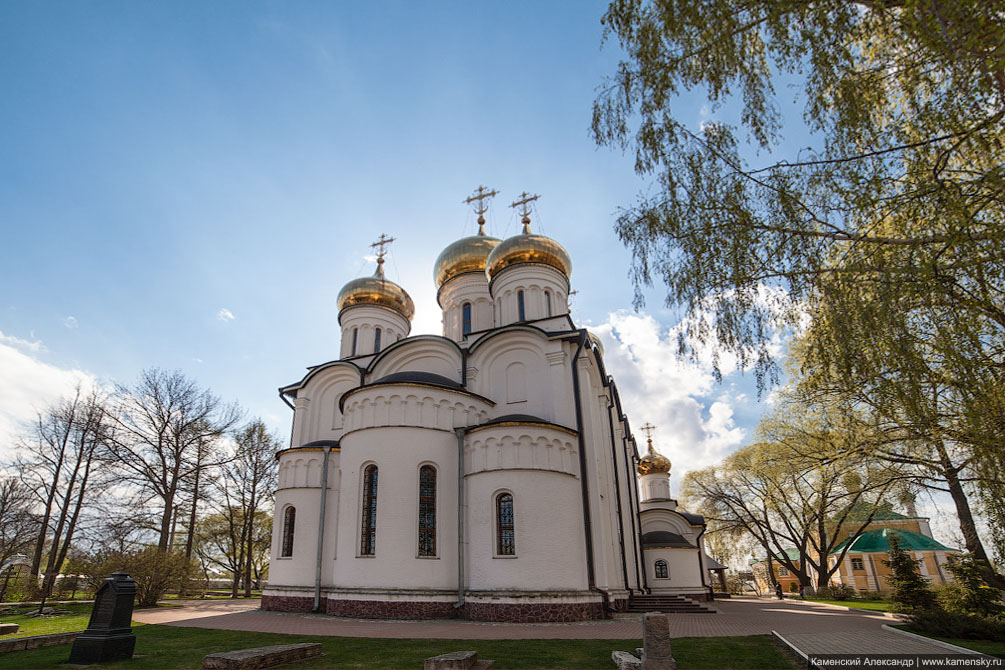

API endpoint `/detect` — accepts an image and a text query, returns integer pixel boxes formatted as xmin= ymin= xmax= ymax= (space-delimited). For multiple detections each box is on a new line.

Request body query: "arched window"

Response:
xmin=496 ymin=493 xmax=515 ymax=555
xmin=418 ymin=465 xmax=436 ymax=556
xmin=281 ymin=506 xmax=296 ymax=557
xmin=373 ymin=327 xmax=382 ymax=353
xmin=517 ymin=290 xmax=526 ymax=321
xmin=360 ymin=465 xmax=378 ymax=555
xmin=462 ymin=302 xmax=472 ymax=336
xmin=655 ymin=559 xmax=669 ymax=579
xmin=351 ymin=327 xmax=358 ymax=356
xmin=544 ymin=290 xmax=552 ymax=317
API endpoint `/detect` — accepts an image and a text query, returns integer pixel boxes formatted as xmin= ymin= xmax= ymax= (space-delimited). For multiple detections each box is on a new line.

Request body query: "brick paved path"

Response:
xmin=776 ymin=629 xmax=971 ymax=657
xmin=133 ymin=597 xmax=906 ymax=641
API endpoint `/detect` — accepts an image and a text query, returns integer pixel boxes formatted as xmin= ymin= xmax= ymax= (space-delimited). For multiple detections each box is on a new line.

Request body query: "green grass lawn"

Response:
xmin=892 ymin=628 xmax=1005 ymax=659
xmin=0 ymin=625 xmax=800 ymax=669
xmin=0 ymin=603 xmax=93 ymax=639
xmin=803 ymin=598 xmax=891 ymax=611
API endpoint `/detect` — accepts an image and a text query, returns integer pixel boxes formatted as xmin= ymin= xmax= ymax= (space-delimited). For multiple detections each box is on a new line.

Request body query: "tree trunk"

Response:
xmin=940 ymin=452 xmax=1005 ymax=589
xmin=158 ymin=489 xmax=176 ymax=551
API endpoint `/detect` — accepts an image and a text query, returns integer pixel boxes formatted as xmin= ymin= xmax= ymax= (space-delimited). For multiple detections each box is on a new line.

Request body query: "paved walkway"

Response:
xmin=134 ymin=597 xmax=912 ymax=641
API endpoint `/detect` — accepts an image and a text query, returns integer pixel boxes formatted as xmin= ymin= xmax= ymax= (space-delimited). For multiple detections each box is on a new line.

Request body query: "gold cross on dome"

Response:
xmin=370 ymin=234 xmax=395 ymax=261
xmin=640 ymin=422 xmax=656 ymax=446
xmin=510 ymin=191 xmax=540 ymax=218
xmin=463 ymin=185 xmax=499 ymax=217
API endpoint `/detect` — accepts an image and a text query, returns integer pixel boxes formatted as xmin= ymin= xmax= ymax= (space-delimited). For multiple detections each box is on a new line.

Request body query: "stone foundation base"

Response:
xmin=325 ymin=598 xmax=458 ymax=619
xmin=263 ymin=590 xmax=607 ymax=622
xmin=460 ymin=599 xmax=604 ymax=622
xmin=262 ymin=594 xmax=314 ymax=612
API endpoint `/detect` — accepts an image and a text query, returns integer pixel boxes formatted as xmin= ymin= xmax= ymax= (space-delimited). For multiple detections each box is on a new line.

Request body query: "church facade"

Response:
xmin=262 ymin=193 xmax=712 ymax=622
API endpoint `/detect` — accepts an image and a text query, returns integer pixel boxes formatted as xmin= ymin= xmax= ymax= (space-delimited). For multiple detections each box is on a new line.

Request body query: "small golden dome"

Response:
xmin=337 ymin=260 xmax=415 ymax=322
xmin=485 ymin=220 xmax=572 ymax=281
xmin=434 ymin=224 xmax=502 ymax=288
xmin=637 ymin=440 xmax=672 ymax=476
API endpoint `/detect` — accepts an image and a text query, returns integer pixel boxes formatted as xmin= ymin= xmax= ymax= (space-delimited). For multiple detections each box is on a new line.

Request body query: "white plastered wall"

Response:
xmin=270 ymin=448 xmax=340 ymax=588
xmin=489 ymin=264 xmax=569 ymax=326
xmin=439 ymin=273 xmax=494 ymax=342
xmin=339 ymin=305 xmax=411 ymax=358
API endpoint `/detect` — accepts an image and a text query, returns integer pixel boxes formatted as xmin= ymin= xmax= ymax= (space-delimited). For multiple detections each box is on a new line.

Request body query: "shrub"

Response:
xmin=815 ymin=583 xmax=856 ymax=600
xmin=884 ymin=535 xmax=937 ymax=612
xmin=78 ymin=547 xmax=194 ymax=607
xmin=938 ymin=554 xmax=1005 ymax=619
xmin=906 ymin=609 xmax=1005 ymax=642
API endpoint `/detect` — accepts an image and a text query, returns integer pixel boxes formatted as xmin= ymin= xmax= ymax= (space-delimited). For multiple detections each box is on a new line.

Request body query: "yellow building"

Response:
xmin=749 ymin=505 xmax=960 ymax=595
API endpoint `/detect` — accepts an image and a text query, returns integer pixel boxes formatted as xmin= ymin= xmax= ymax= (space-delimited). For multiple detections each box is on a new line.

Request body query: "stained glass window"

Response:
xmin=360 ymin=465 xmax=378 ymax=555
xmin=418 ymin=465 xmax=436 ymax=556
xmin=496 ymin=493 xmax=514 ymax=555
xmin=281 ymin=506 xmax=296 ymax=557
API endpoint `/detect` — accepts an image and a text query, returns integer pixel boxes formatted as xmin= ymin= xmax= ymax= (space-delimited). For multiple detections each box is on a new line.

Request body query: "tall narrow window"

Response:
xmin=360 ymin=465 xmax=378 ymax=555
xmin=655 ymin=559 xmax=668 ymax=579
xmin=418 ymin=465 xmax=436 ymax=556
xmin=517 ymin=291 xmax=526 ymax=321
xmin=496 ymin=493 xmax=515 ymax=555
xmin=544 ymin=290 xmax=552 ymax=317
xmin=281 ymin=506 xmax=296 ymax=557
xmin=462 ymin=302 xmax=472 ymax=336
xmin=373 ymin=327 xmax=382 ymax=353
xmin=351 ymin=327 xmax=358 ymax=356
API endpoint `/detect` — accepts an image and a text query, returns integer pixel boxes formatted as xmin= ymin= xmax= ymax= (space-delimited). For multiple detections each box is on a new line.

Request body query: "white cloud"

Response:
xmin=0 ymin=331 xmax=97 ymax=459
xmin=217 ymin=308 xmax=235 ymax=322
xmin=192 ymin=358 xmax=204 ymax=364
xmin=591 ymin=311 xmax=748 ymax=481
xmin=63 ymin=316 xmax=79 ymax=329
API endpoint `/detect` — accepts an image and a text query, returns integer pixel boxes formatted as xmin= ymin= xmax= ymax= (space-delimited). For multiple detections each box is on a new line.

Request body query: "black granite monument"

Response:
xmin=69 ymin=571 xmax=136 ymax=664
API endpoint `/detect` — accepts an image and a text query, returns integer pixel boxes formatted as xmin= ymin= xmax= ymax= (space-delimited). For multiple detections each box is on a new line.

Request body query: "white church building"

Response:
xmin=262 ymin=191 xmax=713 ymax=622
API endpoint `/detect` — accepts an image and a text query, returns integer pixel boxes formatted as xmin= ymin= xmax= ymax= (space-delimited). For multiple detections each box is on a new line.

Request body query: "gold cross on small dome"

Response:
xmin=464 ymin=185 xmax=499 ymax=232
xmin=369 ymin=234 xmax=395 ymax=274
xmin=640 ymin=422 xmax=656 ymax=445
xmin=510 ymin=192 xmax=540 ymax=232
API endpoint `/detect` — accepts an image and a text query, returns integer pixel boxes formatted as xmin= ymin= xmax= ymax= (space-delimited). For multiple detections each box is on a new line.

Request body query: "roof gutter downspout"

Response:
xmin=312 ymin=445 xmax=332 ymax=613
xmin=696 ymin=524 xmax=714 ymax=602
xmin=454 ymin=427 xmax=466 ymax=610
xmin=605 ymin=396 xmax=631 ymax=595
xmin=569 ymin=330 xmax=606 ymax=614
xmin=630 ymin=448 xmax=650 ymax=594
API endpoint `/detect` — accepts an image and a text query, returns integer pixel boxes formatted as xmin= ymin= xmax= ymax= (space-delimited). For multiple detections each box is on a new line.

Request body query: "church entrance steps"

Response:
xmin=626 ymin=595 xmax=716 ymax=614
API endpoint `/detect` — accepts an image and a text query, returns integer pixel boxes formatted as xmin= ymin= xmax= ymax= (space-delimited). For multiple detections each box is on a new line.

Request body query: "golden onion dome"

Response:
xmin=433 ymin=223 xmax=502 ymax=288
xmin=485 ymin=219 xmax=572 ymax=281
xmin=637 ymin=439 xmax=672 ymax=476
xmin=337 ymin=259 xmax=415 ymax=322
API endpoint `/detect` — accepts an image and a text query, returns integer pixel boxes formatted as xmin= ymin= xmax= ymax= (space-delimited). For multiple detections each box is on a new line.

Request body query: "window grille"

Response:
xmin=462 ymin=303 xmax=472 ymax=336
xmin=360 ymin=465 xmax=378 ymax=555
xmin=655 ymin=559 xmax=668 ymax=579
xmin=418 ymin=466 xmax=436 ymax=556
xmin=281 ymin=506 xmax=296 ymax=557
xmin=496 ymin=493 xmax=515 ymax=555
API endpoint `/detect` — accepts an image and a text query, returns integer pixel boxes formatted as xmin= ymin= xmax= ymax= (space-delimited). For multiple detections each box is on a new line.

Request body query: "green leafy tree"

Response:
xmin=593 ymin=0 xmax=1005 ymax=586
xmin=883 ymin=534 xmax=937 ymax=613
xmin=938 ymin=554 xmax=1005 ymax=620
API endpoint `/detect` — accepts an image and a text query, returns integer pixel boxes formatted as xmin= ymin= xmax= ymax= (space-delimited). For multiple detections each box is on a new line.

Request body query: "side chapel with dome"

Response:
xmin=262 ymin=189 xmax=714 ymax=622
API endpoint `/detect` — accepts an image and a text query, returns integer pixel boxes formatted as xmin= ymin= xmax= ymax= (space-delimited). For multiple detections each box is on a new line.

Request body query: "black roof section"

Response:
xmin=373 ymin=371 xmax=464 ymax=390
xmin=642 ymin=531 xmax=696 ymax=548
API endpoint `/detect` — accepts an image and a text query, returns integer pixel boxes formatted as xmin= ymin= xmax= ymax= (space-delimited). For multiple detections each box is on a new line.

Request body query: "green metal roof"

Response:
xmin=830 ymin=528 xmax=956 ymax=554
xmin=833 ymin=500 xmax=913 ymax=522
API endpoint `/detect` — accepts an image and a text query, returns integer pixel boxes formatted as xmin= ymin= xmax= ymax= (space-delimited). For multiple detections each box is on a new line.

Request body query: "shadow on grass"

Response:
xmin=0 ymin=625 xmax=801 ymax=669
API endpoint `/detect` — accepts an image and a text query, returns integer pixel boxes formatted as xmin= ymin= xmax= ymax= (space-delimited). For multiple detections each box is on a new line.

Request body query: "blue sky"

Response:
xmin=1 ymin=1 xmax=787 ymax=488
